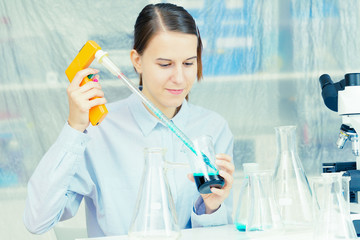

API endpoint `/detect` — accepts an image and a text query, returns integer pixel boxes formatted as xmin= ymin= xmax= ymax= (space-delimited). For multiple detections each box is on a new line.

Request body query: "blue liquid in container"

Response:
xmin=235 ymin=223 xmax=246 ymax=232
xmin=193 ymin=172 xmax=224 ymax=194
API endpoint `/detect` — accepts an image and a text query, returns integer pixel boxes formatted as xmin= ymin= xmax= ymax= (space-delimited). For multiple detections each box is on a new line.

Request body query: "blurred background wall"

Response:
xmin=1 ymin=0 xmax=360 ymax=239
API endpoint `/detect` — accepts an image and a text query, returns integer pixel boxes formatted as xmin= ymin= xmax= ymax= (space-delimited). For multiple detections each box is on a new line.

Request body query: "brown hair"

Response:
xmin=133 ymin=3 xmax=203 ymax=94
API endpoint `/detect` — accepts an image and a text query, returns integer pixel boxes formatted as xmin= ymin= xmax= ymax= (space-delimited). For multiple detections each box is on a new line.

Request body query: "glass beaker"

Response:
xmin=246 ymin=170 xmax=283 ymax=233
xmin=234 ymin=163 xmax=259 ymax=232
xmin=312 ymin=174 xmax=351 ymax=221
xmin=313 ymin=173 xmax=357 ymax=240
xmin=128 ymin=148 xmax=180 ymax=240
xmin=272 ymin=125 xmax=313 ymax=227
xmin=187 ymin=135 xmax=224 ymax=194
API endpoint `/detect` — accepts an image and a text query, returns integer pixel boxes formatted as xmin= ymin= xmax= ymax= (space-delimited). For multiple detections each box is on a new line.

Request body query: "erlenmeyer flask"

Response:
xmin=128 ymin=148 xmax=180 ymax=239
xmin=186 ymin=135 xmax=224 ymax=194
xmin=312 ymin=174 xmax=351 ymax=221
xmin=247 ymin=170 xmax=283 ymax=233
xmin=234 ymin=163 xmax=259 ymax=231
xmin=272 ymin=125 xmax=313 ymax=227
xmin=313 ymin=173 xmax=357 ymax=240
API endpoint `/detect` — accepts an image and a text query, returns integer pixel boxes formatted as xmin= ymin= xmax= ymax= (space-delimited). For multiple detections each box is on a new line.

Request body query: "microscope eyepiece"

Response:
xmin=319 ymin=74 xmax=339 ymax=112
xmin=319 ymin=74 xmax=333 ymax=89
xmin=345 ymin=73 xmax=360 ymax=87
xmin=319 ymin=73 xmax=347 ymax=112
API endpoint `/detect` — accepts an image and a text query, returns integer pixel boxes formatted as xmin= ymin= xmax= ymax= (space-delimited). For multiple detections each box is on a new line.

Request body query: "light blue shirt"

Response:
xmin=23 ymin=93 xmax=234 ymax=237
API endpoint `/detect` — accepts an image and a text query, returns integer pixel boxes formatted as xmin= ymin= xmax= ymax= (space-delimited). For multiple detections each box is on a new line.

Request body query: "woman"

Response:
xmin=24 ymin=3 xmax=234 ymax=237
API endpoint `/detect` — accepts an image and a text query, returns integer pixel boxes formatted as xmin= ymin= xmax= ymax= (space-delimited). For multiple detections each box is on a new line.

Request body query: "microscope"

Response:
xmin=319 ymin=73 xmax=360 ymax=235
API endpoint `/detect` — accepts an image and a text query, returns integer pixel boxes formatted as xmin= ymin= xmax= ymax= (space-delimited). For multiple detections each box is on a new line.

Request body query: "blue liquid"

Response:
xmin=235 ymin=223 xmax=246 ymax=232
xmin=235 ymin=223 xmax=264 ymax=232
xmin=193 ymin=172 xmax=224 ymax=194
xmin=200 ymin=153 xmax=218 ymax=171
xmin=249 ymin=227 xmax=263 ymax=231
xmin=193 ymin=172 xmax=219 ymax=177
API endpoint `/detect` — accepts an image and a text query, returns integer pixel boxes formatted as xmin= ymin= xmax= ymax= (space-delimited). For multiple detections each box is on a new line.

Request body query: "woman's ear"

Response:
xmin=130 ymin=49 xmax=142 ymax=74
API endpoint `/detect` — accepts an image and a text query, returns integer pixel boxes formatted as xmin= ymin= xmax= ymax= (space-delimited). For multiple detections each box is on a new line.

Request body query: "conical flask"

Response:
xmin=128 ymin=148 xmax=180 ymax=239
xmin=234 ymin=163 xmax=259 ymax=231
xmin=247 ymin=170 xmax=283 ymax=233
xmin=272 ymin=125 xmax=313 ymax=227
xmin=313 ymin=173 xmax=357 ymax=240
xmin=187 ymin=135 xmax=224 ymax=194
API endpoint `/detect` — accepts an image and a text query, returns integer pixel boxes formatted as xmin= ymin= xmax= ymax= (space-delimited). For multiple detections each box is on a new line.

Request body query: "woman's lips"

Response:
xmin=167 ymin=89 xmax=184 ymax=95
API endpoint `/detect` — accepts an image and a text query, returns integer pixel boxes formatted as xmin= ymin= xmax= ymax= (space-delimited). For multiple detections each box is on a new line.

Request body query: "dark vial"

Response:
xmin=193 ymin=172 xmax=225 ymax=194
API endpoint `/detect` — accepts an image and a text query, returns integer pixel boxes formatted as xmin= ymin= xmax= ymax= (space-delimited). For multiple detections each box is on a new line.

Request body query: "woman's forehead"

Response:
xmin=143 ymin=31 xmax=198 ymax=59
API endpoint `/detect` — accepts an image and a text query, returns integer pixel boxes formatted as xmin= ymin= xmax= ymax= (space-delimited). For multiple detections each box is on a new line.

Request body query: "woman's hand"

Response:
xmin=67 ymin=68 xmax=107 ymax=132
xmin=188 ymin=153 xmax=235 ymax=214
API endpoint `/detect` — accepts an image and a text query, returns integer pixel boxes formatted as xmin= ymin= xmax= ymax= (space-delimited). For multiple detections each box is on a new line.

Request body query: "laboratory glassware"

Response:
xmin=311 ymin=176 xmax=324 ymax=221
xmin=186 ymin=135 xmax=224 ymax=194
xmin=95 ymin=50 xmax=217 ymax=172
xmin=312 ymin=174 xmax=351 ymax=221
xmin=342 ymin=175 xmax=351 ymax=212
xmin=246 ymin=170 xmax=283 ymax=233
xmin=313 ymin=172 xmax=357 ymax=240
xmin=272 ymin=125 xmax=313 ymax=227
xmin=234 ymin=163 xmax=259 ymax=231
xmin=128 ymin=148 xmax=180 ymax=240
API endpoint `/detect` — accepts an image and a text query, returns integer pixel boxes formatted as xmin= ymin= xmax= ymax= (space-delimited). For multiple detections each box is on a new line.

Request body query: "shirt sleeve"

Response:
xmin=23 ymin=122 xmax=92 ymax=234
xmin=190 ymin=196 xmax=230 ymax=227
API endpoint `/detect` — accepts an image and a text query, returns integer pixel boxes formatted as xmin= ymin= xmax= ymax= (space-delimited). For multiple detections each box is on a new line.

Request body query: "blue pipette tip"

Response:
xmin=201 ymin=152 xmax=218 ymax=171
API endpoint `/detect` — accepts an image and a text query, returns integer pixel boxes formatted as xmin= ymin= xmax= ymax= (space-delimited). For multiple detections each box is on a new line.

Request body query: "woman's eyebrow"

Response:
xmin=155 ymin=56 xmax=197 ymax=61
xmin=156 ymin=58 xmax=171 ymax=61
xmin=186 ymin=56 xmax=197 ymax=60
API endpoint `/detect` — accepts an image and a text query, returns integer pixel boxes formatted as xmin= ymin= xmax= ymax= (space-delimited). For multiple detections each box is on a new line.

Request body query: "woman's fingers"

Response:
xmin=88 ymin=97 xmax=107 ymax=109
xmin=215 ymin=153 xmax=232 ymax=162
xmin=81 ymin=88 xmax=105 ymax=101
xmin=187 ymin=173 xmax=195 ymax=183
xmin=67 ymin=69 xmax=104 ymax=132
xmin=216 ymin=159 xmax=235 ymax=174
xmin=215 ymin=153 xmax=235 ymax=175
xmin=70 ymin=68 xmax=99 ymax=89
xmin=209 ymin=187 xmax=225 ymax=196
xmin=207 ymin=170 xmax=233 ymax=197
xmin=69 ymin=81 xmax=104 ymax=104
xmin=70 ymin=92 xmax=106 ymax=112
xmin=77 ymin=81 xmax=102 ymax=93
xmin=219 ymin=169 xmax=233 ymax=189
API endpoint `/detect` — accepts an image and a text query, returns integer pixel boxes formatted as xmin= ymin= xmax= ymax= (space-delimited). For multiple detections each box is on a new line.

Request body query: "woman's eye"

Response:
xmin=184 ymin=62 xmax=194 ymax=66
xmin=159 ymin=63 xmax=171 ymax=67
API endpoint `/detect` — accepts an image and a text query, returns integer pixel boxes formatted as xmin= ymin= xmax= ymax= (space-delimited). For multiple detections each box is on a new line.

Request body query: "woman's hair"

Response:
xmin=133 ymin=3 xmax=203 ymax=87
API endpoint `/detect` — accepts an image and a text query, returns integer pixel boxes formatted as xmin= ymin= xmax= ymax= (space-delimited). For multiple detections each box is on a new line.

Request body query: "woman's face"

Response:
xmin=133 ymin=31 xmax=198 ymax=118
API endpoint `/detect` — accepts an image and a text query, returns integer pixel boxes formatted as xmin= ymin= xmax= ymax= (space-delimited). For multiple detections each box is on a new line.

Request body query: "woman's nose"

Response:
xmin=172 ymin=65 xmax=184 ymax=84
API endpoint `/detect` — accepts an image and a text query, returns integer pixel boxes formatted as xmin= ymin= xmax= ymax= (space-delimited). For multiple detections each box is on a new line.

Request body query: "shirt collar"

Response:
xmin=128 ymin=93 xmax=190 ymax=137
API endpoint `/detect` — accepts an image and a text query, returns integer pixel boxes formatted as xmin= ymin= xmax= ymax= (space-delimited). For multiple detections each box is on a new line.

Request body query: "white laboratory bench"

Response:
xmin=75 ymin=225 xmax=314 ymax=240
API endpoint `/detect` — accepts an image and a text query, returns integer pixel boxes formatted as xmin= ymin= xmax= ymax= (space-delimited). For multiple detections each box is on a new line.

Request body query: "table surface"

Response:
xmin=75 ymin=225 xmax=315 ymax=240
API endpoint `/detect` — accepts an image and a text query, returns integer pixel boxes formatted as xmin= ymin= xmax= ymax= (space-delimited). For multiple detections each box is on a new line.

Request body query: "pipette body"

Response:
xmin=95 ymin=50 xmax=217 ymax=171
